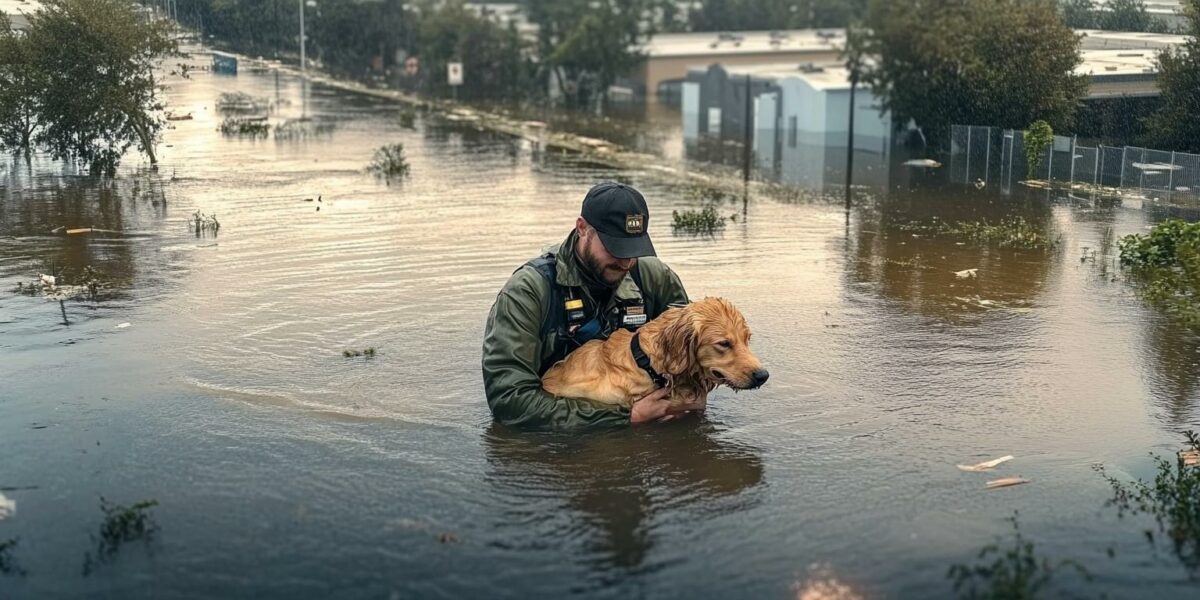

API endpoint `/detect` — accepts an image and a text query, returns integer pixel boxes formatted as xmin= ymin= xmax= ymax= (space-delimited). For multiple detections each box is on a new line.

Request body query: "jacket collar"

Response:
xmin=546 ymin=230 xmax=643 ymax=303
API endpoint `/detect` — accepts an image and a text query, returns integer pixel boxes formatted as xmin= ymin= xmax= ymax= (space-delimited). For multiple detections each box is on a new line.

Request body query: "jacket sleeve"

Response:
xmin=482 ymin=270 xmax=632 ymax=430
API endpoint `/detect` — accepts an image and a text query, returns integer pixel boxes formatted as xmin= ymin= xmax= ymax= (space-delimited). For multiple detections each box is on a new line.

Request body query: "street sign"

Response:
xmin=447 ymin=62 xmax=463 ymax=86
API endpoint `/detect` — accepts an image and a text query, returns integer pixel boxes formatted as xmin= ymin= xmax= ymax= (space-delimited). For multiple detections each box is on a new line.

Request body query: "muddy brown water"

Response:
xmin=2 ymin=59 xmax=1200 ymax=598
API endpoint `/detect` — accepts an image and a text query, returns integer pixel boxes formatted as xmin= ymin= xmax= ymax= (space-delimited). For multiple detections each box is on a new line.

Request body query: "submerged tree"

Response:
xmin=22 ymin=0 xmax=177 ymax=175
xmin=0 ymin=13 xmax=41 ymax=154
xmin=416 ymin=0 xmax=532 ymax=100
xmin=864 ymin=0 xmax=1087 ymax=152
xmin=1144 ymin=0 xmax=1200 ymax=152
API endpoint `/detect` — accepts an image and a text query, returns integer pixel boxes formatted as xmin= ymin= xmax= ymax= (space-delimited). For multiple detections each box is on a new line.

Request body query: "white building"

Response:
xmin=683 ymin=62 xmax=893 ymax=193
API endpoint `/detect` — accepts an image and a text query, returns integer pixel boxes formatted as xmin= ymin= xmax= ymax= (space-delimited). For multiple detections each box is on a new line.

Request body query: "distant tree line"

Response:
xmin=1061 ymin=0 xmax=1172 ymax=33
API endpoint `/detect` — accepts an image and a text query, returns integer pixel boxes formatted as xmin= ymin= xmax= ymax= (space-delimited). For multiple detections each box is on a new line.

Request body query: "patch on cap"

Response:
xmin=625 ymin=214 xmax=645 ymax=234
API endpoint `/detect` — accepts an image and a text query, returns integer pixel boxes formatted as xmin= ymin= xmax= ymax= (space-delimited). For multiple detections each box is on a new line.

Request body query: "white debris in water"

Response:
xmin=40 ymin=274 xmax=56 ymax=288
xmin=903 ymin=158 xmax=942 ymax=168
xmin=986 ymin=477 xmax=1029 ymax=490
xmin=116 ymin=322 xmax=132 ymax=329
xmin=0 ymin=492 xmax=14 ymax=520
xmin=957 ymin=455 xmax=1014 ymax=472
xmin=954 ymin=268 xmax=978 ymax=279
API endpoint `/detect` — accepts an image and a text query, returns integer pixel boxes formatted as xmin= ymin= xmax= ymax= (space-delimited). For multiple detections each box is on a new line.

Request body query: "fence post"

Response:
xmin=1169 ymin=151 xmax=1176 ymax=194
xmin=1094 ymin=146 xmax=1100 ymax=186
xmin=1047 ymin=139 xmax=1053 ymax=183
xmin=966 ymin=127 xmax=972 ymax=183
xmin=985 ymin=128 xmax=991 ymax=184
xmin=1069 ymin=136 xmax=1076 ymax=185
xmin=1121 ymin=146 xmax=1128 ymax=188
xmin=1140 ymin=148 xmax=1147 ymax=190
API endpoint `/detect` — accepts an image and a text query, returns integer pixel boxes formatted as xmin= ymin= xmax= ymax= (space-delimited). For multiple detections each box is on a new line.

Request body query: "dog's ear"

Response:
xmin=657 ymin=307 xmax=699 ymax=376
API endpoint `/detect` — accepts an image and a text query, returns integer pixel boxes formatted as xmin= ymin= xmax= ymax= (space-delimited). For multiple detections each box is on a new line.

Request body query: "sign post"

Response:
xmin=448 ymin=62 xmax=463 ymax=102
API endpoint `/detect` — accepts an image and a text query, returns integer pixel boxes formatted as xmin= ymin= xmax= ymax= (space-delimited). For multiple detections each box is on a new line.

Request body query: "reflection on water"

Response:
xmin=4 ymin=48 xmax=1200 ymax=598
xmin=848 ymin=188 xmax=1055 ymax=323
xmin=484 ymin=423 xmax=762 ymax=574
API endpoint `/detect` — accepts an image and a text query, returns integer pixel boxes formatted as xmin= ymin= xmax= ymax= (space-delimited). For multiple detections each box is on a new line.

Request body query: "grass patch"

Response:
xmin=343 ymin=347 xmax=377 ymax=358
xmin=399 ymin=109 xmax=416 ymax=129
xmin=218 ymin=116 xmax=270 ymax=137
xmin=947 ymin=512 xmax=1090 ymax=599
xmin=82 ymin=498 xmax=159 ymax=576
xmin=1118 ymin=219 xmax=1200 ymax=326
xmin=191 ymin=210 xmax=220 ymax=236
xmin=1095 ymin=430 xmax=1200 ymax=575
xmin=896 ymin=217 xmax=1058 ymax=250
xmin=672 ymin=206 xmax=726 ymax=235
xmin=367 ymin=143 xmax=410 ymax=184
xmin=0 ymin=537 xmax=25 ymax=576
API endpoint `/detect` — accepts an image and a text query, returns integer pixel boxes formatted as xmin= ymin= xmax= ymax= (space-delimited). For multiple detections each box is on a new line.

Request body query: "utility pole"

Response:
xmin=299 ymin=0 xmax=306 ymax=75
xmin=742 ymin=75 xmax=753 ymax=201
xmin=300 ymin=0 xmax=307 ymax=120
xmin=843 ymin=25 xmax=864 ymax=214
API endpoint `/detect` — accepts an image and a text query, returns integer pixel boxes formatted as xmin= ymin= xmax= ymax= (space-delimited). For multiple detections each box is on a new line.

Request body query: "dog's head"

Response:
xmin=657 ymin=297 xmax=768 ymax=390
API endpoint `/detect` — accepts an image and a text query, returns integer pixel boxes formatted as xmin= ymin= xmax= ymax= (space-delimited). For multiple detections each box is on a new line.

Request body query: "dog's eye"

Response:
xmin=716 ymin=340 xmax=732 ymax=350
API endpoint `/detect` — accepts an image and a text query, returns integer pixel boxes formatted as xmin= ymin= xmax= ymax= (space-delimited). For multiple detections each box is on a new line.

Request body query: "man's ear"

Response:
xmin=575 ymin=216 xmax=589 ymax=238
xmin=657 ymin=308 xmax=698 ymax=376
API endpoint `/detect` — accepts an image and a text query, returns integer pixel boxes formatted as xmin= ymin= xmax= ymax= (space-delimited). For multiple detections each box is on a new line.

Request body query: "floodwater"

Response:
xmin=3 ymin=55 xmax=1200 ymax=599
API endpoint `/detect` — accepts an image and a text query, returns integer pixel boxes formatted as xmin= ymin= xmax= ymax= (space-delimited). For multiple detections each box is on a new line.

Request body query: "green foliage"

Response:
xmin=1096 ymin=431 xmax=1200 ymax=574
xmin=1118 ymin=219 xmax=1200 ymax=268
xmin=687 ymin=0 xmax=866 ymax=30
xmin=367 ymin=143 xmax=410 ymax=182
xmin=525 ymin=0 xmax=655 ymax=109
xmin=218 ymin=116 xmax=270 ymax=137
xmin=1098 ymin=0 xmax=1166 ymax=32
xmin=173 ymin=0 xmax=296 ymax=57
xmin=1024 ymin=121 xmax=1054 ymax=180
xmin=7 ymin=0 xmax=179 ymax=175
xmin=416 ymin=0 xmax=532 ymax=101
xmin=672 ymin=206 xmax=726 ymax=234
xmin=308 ymin=0 xmax=412 ymax=77
xmin=947 ymin=512 xmax=1090 ymax=599
xmin=82 ymin=497 xmax=159 ymax=576
xmin=1144 ymin=0 xmax=1200 ymax=153
xmin=0 ymin=14 xmax=41 ymax=153
xmin=954 ymin=217 xmax=1059 ymax=250
xmin=1060 ymin=0 xmax=1098 ymax=28
xmin=1118 ymin=219 xmax=1200 ymax=325
xmin=864 ymin=0 xmax=1087 ymax=152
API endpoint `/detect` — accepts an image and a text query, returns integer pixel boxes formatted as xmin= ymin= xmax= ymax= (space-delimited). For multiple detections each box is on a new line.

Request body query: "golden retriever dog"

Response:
xmin=542 ymin=297 xmax=768 ymax=411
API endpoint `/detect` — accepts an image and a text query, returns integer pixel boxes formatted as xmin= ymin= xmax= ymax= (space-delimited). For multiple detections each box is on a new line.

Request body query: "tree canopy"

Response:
xmin=1144 ymin=0 xmax=1200 ymax=152
xmin=864 ymin=0 xmax=1087 ymax=151
xmin=0 ymin=0 xmax=177 ymax=175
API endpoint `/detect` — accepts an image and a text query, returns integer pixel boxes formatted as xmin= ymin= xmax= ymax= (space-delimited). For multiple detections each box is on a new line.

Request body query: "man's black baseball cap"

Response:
xmin=581 ymin=182 xmax=656 ymax=259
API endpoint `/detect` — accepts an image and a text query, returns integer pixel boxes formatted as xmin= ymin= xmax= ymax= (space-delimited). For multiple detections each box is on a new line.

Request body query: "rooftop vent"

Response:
xmin=798 ymin=63 xmax=825 ymax=74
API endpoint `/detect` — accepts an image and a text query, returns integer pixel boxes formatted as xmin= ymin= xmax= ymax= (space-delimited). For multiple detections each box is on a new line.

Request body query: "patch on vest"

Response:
xmin=625 ymin=214 xmax=645 ymax=234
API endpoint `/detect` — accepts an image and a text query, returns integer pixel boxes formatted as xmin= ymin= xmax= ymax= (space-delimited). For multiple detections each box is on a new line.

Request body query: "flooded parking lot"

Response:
xmin=2 ymin=61 xmax=1200 ymax=598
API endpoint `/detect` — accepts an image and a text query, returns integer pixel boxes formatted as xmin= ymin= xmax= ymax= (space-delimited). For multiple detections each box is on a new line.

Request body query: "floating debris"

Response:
xmin=903 ymin=158 xmax=942 ymax=168
xmin=985 ymin=477 xmax=1029 ymax=490
xmin=0 ymin=493 xmax=14 ymax=520
xmin=1181 ymin=449 xmax=1200 ymax=467
xmin=954 ymin=268 xmax=978 ymax=279
xmin=191 ymin=211 xmax=220 ymax=236
xmin=343 ymin=348 xmax=377 ymax=358
xmin=115 ymin=323 xmax=131 ymax=329
xmin=957 ymin=455 xmax=1014 ymax=472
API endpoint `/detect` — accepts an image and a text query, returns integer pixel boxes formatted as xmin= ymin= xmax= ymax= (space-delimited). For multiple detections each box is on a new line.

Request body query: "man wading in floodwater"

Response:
xmin=482 ymin=182 xmax=707 ymax=428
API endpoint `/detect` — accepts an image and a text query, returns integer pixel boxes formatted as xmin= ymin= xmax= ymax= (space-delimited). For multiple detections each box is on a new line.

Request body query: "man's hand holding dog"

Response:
xmin=630 ymin=386 xmax=707 ymax=424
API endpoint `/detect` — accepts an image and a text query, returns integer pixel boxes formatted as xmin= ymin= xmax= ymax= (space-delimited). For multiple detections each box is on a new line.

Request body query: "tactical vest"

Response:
xmin=522 ymin=253 xmax=646 ymax=376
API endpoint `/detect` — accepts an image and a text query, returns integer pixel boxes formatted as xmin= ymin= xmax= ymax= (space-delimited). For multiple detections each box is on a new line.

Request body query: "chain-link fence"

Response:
xmin=949 ymin=124 xmax=1200 ymax=199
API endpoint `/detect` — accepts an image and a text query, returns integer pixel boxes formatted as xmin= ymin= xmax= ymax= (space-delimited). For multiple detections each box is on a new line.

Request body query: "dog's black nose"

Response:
xmin=751 ymin=369 xmax=770 ymax=387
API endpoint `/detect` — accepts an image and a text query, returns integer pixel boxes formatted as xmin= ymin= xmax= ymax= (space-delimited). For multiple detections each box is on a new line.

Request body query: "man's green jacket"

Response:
xmin=482 ymin=230 xmax=689 ymax=429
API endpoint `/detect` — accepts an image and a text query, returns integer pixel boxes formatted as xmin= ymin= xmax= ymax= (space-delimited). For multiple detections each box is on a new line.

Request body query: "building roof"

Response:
xmin=0 ymin=0 xmax=39 ymax=30
xmin=1092 ymin=0 xmax=1187 ymax=17
xmin=1077 ymin=48 xmax=1160 ymax=79
xmin=644 ymin=29 xmax=846 ymax=58
xmin=1076 ymin=29 xmax=1190 ymax=50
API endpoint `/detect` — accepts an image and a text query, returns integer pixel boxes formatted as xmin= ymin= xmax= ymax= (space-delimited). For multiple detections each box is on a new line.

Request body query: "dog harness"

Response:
xmin=630 ymin=332 xmax=669 ymax=388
